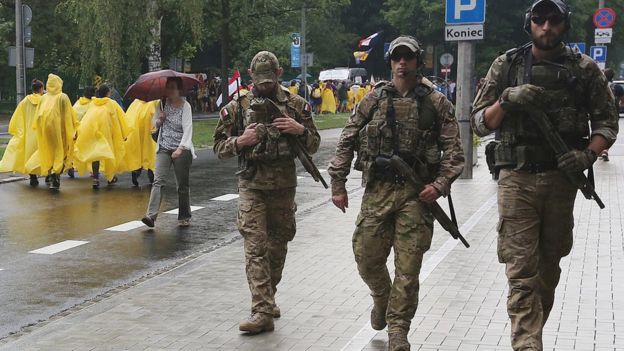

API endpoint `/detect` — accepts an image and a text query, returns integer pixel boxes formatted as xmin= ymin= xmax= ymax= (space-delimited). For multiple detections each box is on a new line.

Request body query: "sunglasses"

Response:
xmin=531 ymin=14 xmax=565 ymax=26
xmin=390 ymin=51 xmax=417 ymax=62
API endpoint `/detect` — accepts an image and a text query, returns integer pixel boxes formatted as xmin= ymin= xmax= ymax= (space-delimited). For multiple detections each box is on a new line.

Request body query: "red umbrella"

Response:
xmin=124 ymin=69 xmax=200 ymax=101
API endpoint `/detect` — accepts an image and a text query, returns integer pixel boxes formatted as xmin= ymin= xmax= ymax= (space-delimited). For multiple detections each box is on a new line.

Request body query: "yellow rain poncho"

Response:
xmin=355 ymin=86 xmax=367 ymax=105
xmin=288 ymin=85 xmax=298 ymax=95
xmin=73 ymin=97 xmax=130 ymax=181
xmin=122 ymin=99 xmax=159 ymax=172
xmin=320 ymin=83 xmax=337 ymax=114
xmin=26 ymin=74 xmax=78 ymax=175
xmin=0 ymin=94 xmax=42 ymax=174
xmin=347 ymin=89 xmax=354 ymax=111
xmin=73 ymin=97 xmax=92 ymax=121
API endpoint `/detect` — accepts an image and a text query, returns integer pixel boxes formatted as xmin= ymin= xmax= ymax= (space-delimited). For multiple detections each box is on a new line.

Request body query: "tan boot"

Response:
xmin=239 ymin=313 xmax=274 ymax=334
xmin=371 ymin=295 xmax=389 ymax=330
xmin=272 ymin=304 xmax=281 ymax=319
xmin=388 ymin=332 xmax=410 ymax=351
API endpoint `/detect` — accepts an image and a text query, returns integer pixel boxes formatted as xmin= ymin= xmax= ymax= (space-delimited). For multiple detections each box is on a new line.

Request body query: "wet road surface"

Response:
xmin=0 ymin=128 xmax=349 ymax=338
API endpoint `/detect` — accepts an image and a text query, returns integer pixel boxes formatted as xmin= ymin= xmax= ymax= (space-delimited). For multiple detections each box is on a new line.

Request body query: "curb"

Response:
xmin=0 ymin=176 xmax=27 ymax=184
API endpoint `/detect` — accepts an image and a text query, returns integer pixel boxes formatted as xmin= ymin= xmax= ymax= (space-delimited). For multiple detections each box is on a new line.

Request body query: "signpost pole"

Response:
xmin=15 ymin=0 xmax=25 ymax=102
xmin=457 ymin=41 xmax=475 ymax=179
xmin=301 ymin=5 xmax=308 ymax=101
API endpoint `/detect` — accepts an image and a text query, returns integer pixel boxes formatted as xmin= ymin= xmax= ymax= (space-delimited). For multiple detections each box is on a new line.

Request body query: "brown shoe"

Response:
xmin=388 ymin=332 xmax=410 ymax=351
xmin=272 ymin=304 xmax=281 ymax=319
xmin=239 ymin=313 xmax=274 ymax=334
xmin=371 ymin=295 xmax=388 ymax=330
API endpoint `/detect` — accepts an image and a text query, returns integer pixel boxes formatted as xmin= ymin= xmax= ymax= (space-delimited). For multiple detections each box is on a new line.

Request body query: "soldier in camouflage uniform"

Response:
xmin=328 ymin=36 xmax=465 ymax=351
xmin=470 ymin=1 xmax=619 ymax=349
xmin=214 ymin=51 xmax=321 ymax=334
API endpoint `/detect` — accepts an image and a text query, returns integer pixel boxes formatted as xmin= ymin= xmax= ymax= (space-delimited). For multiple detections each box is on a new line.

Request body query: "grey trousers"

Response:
xmin=146 ymin=150 xmax=193 ymax=221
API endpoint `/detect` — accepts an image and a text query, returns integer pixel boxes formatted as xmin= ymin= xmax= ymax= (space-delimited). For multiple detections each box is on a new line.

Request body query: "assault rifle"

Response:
xmin=375 ymin=155 xmax=470 ymax=248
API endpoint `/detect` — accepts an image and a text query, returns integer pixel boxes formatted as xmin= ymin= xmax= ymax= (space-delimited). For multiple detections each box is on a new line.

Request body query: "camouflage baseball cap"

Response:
xmin=250 ymin=51 xmax=280 ymax=84
xmin=387 ymin=36 xmax=421 ymax=56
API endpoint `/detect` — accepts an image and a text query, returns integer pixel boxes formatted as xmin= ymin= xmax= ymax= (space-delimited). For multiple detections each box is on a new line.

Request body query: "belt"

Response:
xmin=375 ymin=172 xmax=408 ymax=185
xmin=501 ymin=162 xmax=558 ymax=173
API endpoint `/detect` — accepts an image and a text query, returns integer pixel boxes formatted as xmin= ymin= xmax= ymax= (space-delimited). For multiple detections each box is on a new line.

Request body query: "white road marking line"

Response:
xmin=29 ymin=240 xmax=89 ymax=255
xmin=297 ymin=176 xmax=305 ymax=180
xmin=164 ymin=206 xmax=205 ymax=214
xmin=340 ymin=194 xmax=498 ymax=351
xmin=211 ymin=194 xmax=239 ymax=201
xmin=318 ymin=169 xmax=327 ymax=173
xmin=106 ymin=221 xmax=145 ymax=232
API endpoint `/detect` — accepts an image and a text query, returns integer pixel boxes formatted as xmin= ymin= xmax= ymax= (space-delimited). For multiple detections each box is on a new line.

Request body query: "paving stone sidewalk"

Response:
xmin=1 ymin=143 xmax=623 ymax=350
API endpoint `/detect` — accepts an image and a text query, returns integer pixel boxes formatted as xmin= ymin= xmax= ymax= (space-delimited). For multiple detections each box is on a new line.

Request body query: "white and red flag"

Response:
xmin=216 ymin=70 xmax=243 ymax=106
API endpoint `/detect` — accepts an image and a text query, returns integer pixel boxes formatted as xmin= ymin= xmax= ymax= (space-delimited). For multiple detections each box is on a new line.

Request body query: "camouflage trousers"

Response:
xmin=353 ymin=180 xmax=433 ymax=333
xmin=497 ymin=169 xmax=577 ymax=351
xmin=237 ymin=187 xmax=297 ymax=315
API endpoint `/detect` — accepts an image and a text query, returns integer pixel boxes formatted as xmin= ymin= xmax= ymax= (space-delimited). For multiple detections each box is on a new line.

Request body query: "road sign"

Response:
xmin=8 ymin=46 xmax=34 ymax=68
xmin=445 ymin=24 xmax=484 ymax=41
xmin=440 ymin=53 xmax=454 ymax=67
xmin=595 ymin=28 xmax=613 ymax=44
xmin=590 ymin=46 xmax=607 ymax=62
xmin=446 ymin=0 xmax=486 ymax=24
xmin=593 ymin=8 xmax=616 ymax=29
xmin=302 ymin=53 xmax=313 ymax=67
xmin=567 ymin=42 xmax=586 ymax=54
xmin=291 ymin=33 xmax=301 ymax=68
xmin=22 ymin=4 xmax=32 ymax=26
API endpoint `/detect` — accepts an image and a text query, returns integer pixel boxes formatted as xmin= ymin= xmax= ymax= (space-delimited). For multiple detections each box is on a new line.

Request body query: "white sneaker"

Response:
xmin=178 ymin=219 xmax=191 ymax=227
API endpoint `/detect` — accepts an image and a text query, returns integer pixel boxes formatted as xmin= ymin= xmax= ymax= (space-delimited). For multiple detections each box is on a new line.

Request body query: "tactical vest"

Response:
xmin=355 ymin=82 xmax=441 ymax=182
xmin=238 ymin=92 xmax=295 ymax=162
xmin=495 ymin=46 xmax=590 ymax=169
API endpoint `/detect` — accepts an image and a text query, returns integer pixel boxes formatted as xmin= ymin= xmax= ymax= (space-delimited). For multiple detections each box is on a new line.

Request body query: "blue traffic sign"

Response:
xmin=567 ymin=42 xmax=586 ymax=54
xmin=446 ymin=0 xmax=486 ymax=24
xmin=590 ymin=46 xmax=607 ymax=62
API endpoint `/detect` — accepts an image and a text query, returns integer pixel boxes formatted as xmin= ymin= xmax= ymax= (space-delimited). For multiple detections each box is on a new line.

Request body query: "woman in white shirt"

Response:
xmin=142 ymin=77 xmax=196 ymax=228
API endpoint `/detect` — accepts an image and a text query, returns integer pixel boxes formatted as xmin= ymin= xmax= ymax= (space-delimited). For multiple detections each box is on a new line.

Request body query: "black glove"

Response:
xmin=557 ymin=149 xmax=598 ymax=172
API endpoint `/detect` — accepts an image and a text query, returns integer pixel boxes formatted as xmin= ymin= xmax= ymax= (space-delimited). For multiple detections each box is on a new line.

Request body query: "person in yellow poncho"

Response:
xmin=25 ymin=74 xmax=79 ymax=190
xmin=320 ymin=81 xmax=337 ymax=114
xmin=73 ymin=84 xmax=130 ymax=189
xmin=124 ymin=99 xmax=159 ymax=186
xmin=346 ymin=84 xmax=355 ymax=112
xmin=0 ymin=79 xmax=44 ymax=186
xmin=355 ymin=83 xmax=368 ymax=105
xmin=288 ymin=80 xmax=299 ymax=95
xmin=73 ymin=86 xmax=95 ymax=121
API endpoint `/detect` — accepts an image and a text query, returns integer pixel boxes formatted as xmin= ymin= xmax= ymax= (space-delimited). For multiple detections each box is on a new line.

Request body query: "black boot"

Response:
xmin=49 ymin=174 xmax=60 ymax=190
xmin=131 ymin=170 xmax=140 ymax=187
xmin=29 ymin=175 xmax=39 ymax=187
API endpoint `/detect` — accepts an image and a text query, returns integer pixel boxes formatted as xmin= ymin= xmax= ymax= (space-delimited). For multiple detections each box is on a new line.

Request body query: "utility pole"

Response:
xmin=456 ymin=41 xmax=475 ymax=179
xmin=599 ymin=0 xmax=605 ymax=8
xmin=301 ymin=5 xmax=308 ymax=100
xmin=15 ymin=0 xmax=25 ymax=102
xmin=219 ymin=0 xmax=230 ymax=107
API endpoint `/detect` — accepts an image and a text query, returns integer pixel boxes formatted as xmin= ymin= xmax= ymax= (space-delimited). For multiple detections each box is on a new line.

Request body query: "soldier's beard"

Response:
xmin=532 ymin=32 xmax=564 ymax=50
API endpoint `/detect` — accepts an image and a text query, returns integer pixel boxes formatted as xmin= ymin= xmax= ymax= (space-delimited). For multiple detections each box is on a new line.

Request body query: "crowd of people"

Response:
xmin=188 ymin=75 xmax=221 ymax=113
xmin=285 ymin=79 xmax=376 ymax=115
xmin=0 ymin=74 xmax=195 ymax=227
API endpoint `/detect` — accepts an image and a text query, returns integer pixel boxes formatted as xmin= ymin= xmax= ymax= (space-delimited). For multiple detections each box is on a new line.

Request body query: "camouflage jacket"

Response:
xmin=471 ymin=44 xmax=619 ymax=146
xmin=213 ymin=85 xmax=321 ymax=190
xmin=328 ymin=78 xmax=465 ymax=197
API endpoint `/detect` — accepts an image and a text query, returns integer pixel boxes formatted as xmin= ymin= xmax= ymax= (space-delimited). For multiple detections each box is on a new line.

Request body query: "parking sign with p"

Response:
xmin=446 ymin=0 xmax=486 ymax=24
xmin=590 ymin=46 xmax=607 ymax=63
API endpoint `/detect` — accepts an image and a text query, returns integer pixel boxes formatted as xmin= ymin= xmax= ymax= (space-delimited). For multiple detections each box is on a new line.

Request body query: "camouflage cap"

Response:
xmin=387 ymin=36 xmax=421 ymax=56
xmin=250 ymin=51 xmax=280 ymax=84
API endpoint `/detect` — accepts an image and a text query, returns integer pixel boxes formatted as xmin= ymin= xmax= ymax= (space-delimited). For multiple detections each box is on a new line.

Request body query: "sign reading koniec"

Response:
xmin=445 ymin=25 xmax=484 ymax=41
